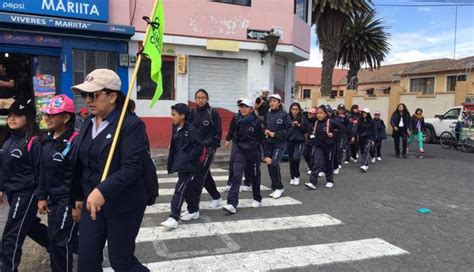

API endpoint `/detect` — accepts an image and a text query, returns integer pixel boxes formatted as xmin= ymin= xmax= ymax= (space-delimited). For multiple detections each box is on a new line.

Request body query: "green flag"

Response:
xmin=142 ymin=0 xmax=164 ymax=107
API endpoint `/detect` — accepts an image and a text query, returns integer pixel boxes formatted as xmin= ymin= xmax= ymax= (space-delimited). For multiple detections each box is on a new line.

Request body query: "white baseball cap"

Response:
xmin=269 ymin=94 xmax=282 ymax=101
xmin=262 ymin=87 xmax=270 ymax=93
xmin=239 ymin=98 xmax=254 ymax=108
xmin=362 ymin=107 xmax=370 ymax=113
xmin=71 ymin=69 xmax=121 ymax=93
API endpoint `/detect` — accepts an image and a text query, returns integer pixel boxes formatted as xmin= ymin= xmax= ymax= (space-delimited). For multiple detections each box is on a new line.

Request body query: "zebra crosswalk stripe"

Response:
xmin=158 ymin=185 xmax=270 ymax=196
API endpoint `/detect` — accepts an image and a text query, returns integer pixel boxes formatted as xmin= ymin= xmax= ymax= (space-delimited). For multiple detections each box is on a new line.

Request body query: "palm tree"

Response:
xmin=339 ymin=12 xmax=390 ymax=90
xmin=312 ymin=0 xmax=373 ymax=96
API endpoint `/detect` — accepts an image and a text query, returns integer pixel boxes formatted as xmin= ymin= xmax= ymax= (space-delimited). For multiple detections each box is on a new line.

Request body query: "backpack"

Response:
xmin=312 ymin=119 xmax=333 ymax=138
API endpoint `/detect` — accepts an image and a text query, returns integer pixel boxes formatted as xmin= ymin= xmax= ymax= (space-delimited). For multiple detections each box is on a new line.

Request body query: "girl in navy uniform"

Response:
xmin=305 ymin=105 xmax=341 ymax=190
xmin=0 ymin=99 xmax=48 ymax=272
xmin=161 ymin=104 xmax=203 ymax=229
xmin=303 ymin=108 xmax=317 ymax=175
xmin=264 ymin=94 xmax=292 ymax=199
xmin=347 ymin=105 xmax=360 ymax=163
xmin=357 ymin=108 xmax=377 ymax=173
xmin=287 ymin=103 xmax=307 ymax=186
xmin=333 ymin=104 xmax=350 ymax=175
xmin=70 ymin=69 xmax=149 ymax=272
xmin=223 ymin=99 xmax=264 ymax=214
xmin=373 ymin=112 xmax=387 ymax=161
xmin=36 ymin=95 xmax=79 ymax=272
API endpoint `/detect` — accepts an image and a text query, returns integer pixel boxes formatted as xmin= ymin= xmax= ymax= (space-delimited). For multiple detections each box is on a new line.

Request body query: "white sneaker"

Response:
xmin=325 ymin=182 xmax=334 ymax=188
xmin=240 ymin=185 xmax=252 ymax=192
xmin=339 ymin=165 xmax=342 ymax=169
xmin=293 ymin=177 xmax=300 ymax=186
xmin=161 ymin=217 xmax=178 ymax=229
xmin=223 ymin=204 xmax=237 ymax=214
xmin=377 ymin=157 xmax=382 ymax=161
xmin=360 ymin=165 xmax=368 ymax=172
xmin=272 ymin=189 xmax=284 ymax=199
xmin=344 ymin=161 xmax=349 ymax=165
xmin=371 ymin=158 xmax=376 ymax=164
xmin=350 ymin=158 xmax=358 ymax=163
xmin=223 ymin=185 xmax=231 ymax=192
xmin=356 ymin=154 xmax=359 ymax=159
xmin=307 ymin=170 xmax=312 ymax=175
xmin=209 ymin=198 xmax=224 ymax=209
xmin=333 ymin=168 xmax=340 ymax=175
xmin=289 ymin=179 xmax=295 ymax=185
xmin=269 ymin=191 xmax=275 ymax=197
xmin=305 ymin=183 xmax=316 ymax=190
xmin=318 ymin=172 xmax=326 ymax=177
xmin=181 ymin=211 xmax=200 ymax=221
xmin=251 ymin=200 xmax=262 ymax=208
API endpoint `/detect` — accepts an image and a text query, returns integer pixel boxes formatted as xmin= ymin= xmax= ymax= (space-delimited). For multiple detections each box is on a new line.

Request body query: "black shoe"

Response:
xmin=402 ymin=154 xmax=408 ymax=159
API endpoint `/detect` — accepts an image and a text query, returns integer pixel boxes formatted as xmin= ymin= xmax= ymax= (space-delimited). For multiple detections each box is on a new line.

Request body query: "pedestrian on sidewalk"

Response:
xmin=333 ymin=104 xmax=350 ymax=175
xmin=390 ymin=103 xmax=411 ymax=158
xmin=305 ymin=105 xmax=340 ymax=190
xmin=161 ymin=104 xmax=203 ymax=229
xmin=408 ymin=108 xmax=425 ymax=155
xmin=303 ymin=108 xmax=317 ymax=175
xmin=70 ymin=69 xmax=149 ymax=272
xmin=373 ymin=112 xmax=387 ymax=161
xmin=223 ymin=99 xmax=264 ymax=214
xmin=182 ymin=89 xmax=223 ymax=222
xmin=357 ymin=108 xmax=377 ymax=173
xmin=0 ymin=99 xmax=49 ymax=272
xmin=36 ymin=95 xmax=80 ymax=272
xmin=287 ymin=102 xmax=307 ymax=186
xmin=264 ymin=94 xmax=291 ymax=199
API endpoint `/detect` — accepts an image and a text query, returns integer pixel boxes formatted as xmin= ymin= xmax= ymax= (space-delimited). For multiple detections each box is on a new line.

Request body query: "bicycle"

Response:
xmin=439 ymin=122 xmax=474 ymax=153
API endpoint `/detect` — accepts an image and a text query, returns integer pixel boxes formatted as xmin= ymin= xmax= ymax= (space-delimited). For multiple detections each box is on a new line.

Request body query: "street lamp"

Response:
xmin=260 ymin=29 xmax=280 ymax=65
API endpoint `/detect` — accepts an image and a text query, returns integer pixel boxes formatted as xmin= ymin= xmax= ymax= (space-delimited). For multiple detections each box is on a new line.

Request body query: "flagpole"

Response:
xmin=100 ymin=0 xmax=160 ymax=182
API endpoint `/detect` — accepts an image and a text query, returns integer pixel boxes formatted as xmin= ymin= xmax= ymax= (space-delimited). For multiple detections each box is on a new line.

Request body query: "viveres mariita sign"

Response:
xmin=1 ymin=0 xmax=108 ymax=22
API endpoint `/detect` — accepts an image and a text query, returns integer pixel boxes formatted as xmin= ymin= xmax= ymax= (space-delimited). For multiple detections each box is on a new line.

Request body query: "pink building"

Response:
xmin=127 ymin=0 xmax=312 ymax=147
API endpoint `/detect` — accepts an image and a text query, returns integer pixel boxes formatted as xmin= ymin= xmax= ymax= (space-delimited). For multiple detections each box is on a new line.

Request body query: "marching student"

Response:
xmin=305 ymin=105 xmax=340 ymax=190
xmin=347 ymin=104 xmax=360 ymax=163
xmin=287 ymin=102 xmax=307 ymax=186
xmin=303 ymin=108 xmax=317 ymax=175
xmin=223 ymin=99 xmax=263 ymax=214
xmin=36 ymin=95 xmax=79 ymax=272
xmin=264 ymin=94 xmax=291 ymax=199
xmin=373 ymin=112 xmax=387 ymax=161
xmin=333 ymin=104 xmax=350 ymax=174
xmin=357 ymin=108 xmax=376 ymax=173
xmin=0 ymin=99 xmax=49 ymax=272
xmin=408 ymin=108 xmax=426 ymax=155
xmin=183 ymin=89 xmax=223 ymax=222
xmin=161 ymin=103 xmax=203 ymax=229
xmin=390 ymin=103 xmax=411 ymax=158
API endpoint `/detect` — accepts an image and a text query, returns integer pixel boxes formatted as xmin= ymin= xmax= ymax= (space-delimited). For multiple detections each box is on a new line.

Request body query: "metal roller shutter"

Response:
xmin=274 ymin=56 xmax=286 ymax=103
xmin=188 ymin=57 xmax=247 ymax=112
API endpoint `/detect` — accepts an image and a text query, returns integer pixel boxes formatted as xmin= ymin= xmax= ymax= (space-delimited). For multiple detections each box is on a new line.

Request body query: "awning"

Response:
xmin=0 ymin=12 xmax=134 ymax=40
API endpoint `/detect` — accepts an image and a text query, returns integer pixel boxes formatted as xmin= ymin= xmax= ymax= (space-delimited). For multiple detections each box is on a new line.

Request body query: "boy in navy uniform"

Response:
xmin=263 ymin=94 xmax=292 ymax=199
xmin=223 ymin=99 xmax=263 ymax=214
xmin=161 ymin=104 xmax=203 ymax=229
xmin=333 ymin=104 xmax=350 ymax=174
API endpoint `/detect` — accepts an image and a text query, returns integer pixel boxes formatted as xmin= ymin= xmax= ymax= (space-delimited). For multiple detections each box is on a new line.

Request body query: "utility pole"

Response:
xmin=454 ymin=6 xmax=458 ymax=59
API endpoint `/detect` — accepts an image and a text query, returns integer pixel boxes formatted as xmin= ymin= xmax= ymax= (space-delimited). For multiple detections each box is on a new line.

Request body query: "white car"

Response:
xmin=424 ymin=106 xmax=464 ymax=143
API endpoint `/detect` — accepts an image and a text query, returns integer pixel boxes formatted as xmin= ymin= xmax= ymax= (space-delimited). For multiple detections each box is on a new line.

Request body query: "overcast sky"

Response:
xmin=297 ymin=0 xmax=474 ymax=67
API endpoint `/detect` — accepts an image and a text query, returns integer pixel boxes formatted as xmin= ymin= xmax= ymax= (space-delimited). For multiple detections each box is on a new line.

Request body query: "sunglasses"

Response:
xmin=80 ymin=91 xmax=108 ymax=101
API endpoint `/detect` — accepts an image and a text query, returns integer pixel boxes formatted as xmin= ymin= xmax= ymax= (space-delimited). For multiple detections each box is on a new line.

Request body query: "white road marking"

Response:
xmin=156 ymin=169 xmax=228 ymax=175
xmin=159 ymin=175 xmax=228 ymax=184
xmin=158 ymin=185 xmax=270 ymax=196
xmin=104 ymin=238 xmax=408 ymax=271
xmin=145 ymin=197 xmax=302 ymax=214
xmin=136 ymin=214 xmax=342 ymax=242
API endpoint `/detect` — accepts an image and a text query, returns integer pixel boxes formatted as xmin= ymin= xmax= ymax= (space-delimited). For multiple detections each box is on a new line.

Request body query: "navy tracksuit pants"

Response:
xmin=360 ymin=137 xmax=375 ymax=167
xmin=333 ymin=136 xmax=346 ymax=169
xmin=169 ymin=172 xmax=194 ymax=221
xmin=2 ymin=192 xmax=48 ymax=272
xmin=227 ymin=144 xmax=250 ymax=187
xmin=47 ymin=199 xmax=79 ymax=272
xmin=77 ymin=206 xmax=148 ymax=272
xmin=288 ymin=141 xmax=304 ymax=179
xmin=265 ymin=144 xmax=285 ymax=191
xmin=303 ymin=144 xmax=314 ymax=170
xmin=309 ymin=146 xmax=334 ymax=185
xmin=186 ymin=152 xmax=221 ymax=214
xmin=227 ymin=148 xmax=262 ymax=208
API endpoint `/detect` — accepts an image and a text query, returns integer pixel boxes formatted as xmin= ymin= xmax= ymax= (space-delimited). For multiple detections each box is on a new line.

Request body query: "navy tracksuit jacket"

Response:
xmin=0 ymin=132 xmax=48 ymax=272
xmin=167 ymin=122 xmax=203 ymax=220
xmin=288 ymin=114 xmax=307 ymax=179
xmin=263 ymin=107 xmax=292 ymax=190
xmin=358 ymin=118 xmax=377 ymax=166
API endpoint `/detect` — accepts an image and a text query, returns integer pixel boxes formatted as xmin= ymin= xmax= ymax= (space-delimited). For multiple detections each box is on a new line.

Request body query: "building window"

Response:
xmin=366 ymin=88 xmax=375 ymax=97
xmin=137 ymin=56 xmax=175 ymax=100
xmin=303 ymin=89 xmax=311 ymax=99
xmin=294 ymin=0 xmax=308 ymax=21
xmin=331 ymin=90 xmax=338 ymax=98
xmin=383 ymin=87 xmax=391 ymax=95
xmin=211 ymin=0 xmax=251 ymax=6
xmin=410 ymin=77 xmax=435 ymax=95
xmin=339 ymin=90 xmax=344 ymax=97
xmin=446 ymin=74 xmax=467 ymax=92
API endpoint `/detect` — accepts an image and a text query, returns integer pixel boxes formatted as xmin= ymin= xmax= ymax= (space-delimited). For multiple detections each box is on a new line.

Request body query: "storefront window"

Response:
xmin=137 ymin=56 xmax=175 ymax=101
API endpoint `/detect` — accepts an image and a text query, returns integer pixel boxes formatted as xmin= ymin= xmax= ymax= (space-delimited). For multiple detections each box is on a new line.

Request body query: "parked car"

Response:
xmin=424 ymin=103 xmax=474 ymax=143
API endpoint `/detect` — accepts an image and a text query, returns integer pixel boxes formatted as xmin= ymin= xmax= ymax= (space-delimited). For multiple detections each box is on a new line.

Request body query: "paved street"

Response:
xmin=1 ymin=140 xmax=473 ymax=271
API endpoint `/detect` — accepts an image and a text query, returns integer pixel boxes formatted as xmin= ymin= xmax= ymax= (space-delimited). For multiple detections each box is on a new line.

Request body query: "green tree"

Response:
xmin=312 ymin=0 xmax=373 ymax=96
xmin=339 ymin=12 xmax=390 ymax=90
